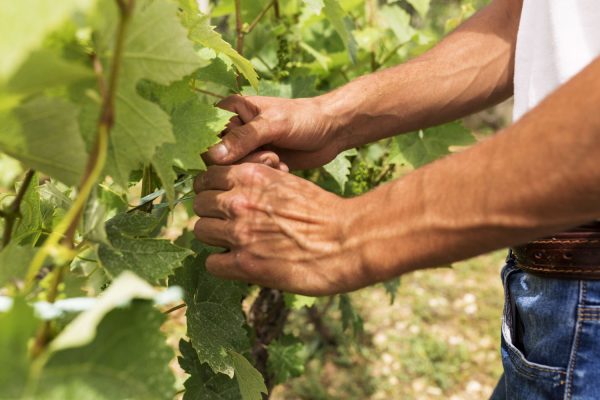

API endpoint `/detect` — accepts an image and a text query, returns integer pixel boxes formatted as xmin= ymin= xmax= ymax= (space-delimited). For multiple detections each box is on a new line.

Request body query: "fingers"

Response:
xmin=236 ymin=150 xmax=282 ymax=168
xmin=205 ymin=251 xmax=248 ymax=281
xmin=194 ymin=218 xmax=233 ymax=248
xmin=194 ymin=166 xmax=234 ymax=193
xmin=193 ymin=190 xmax=227 ymax=218
xmin=217 ymin=95 xmax=258 ymax=124
xmin=204 ymin=118 xmax=274 ymax=165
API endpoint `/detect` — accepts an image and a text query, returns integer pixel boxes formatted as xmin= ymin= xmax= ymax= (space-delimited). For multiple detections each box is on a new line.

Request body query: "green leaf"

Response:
xmin=0 ymin=244 xmax=35 ymax=288
xmin=96 ymin=0 xmax=208 ymax=186
xmin=172 ymin=253 xmax=248 ymax=377
xmin=50 ymin=271 xmax=160 ymax=351
xmin=339 ymin=293 xmax=363 ymax=337
xmin=97 ymin=212 xmax=192 ymax=284
xmin=5 ymin=49 xmax=93 ymax=95
xmin=0 ymin=97 xmax=87 ymax=186
xmin=36 ymin=302 xmax=175 ymax=400
xmin=0 ymin=0 xmax=95 ymax=82
xmin=140 ymin=79 xmax=233 ymax=202
xmin=179 ymin=339 xmax=241 ymax=400
xmin=184 ymin=14 xmax=258 ymax=89
xmin=383 ymin=277 xmax=401 ymax=305
xmin=323 ymin=149 xmax=357 ymax=193
xmin=303 ymin=0 xmax=325 ymax=15
xmin=380 ymin=5 xmax=415 ymax=44
xmin=406 ymin=0 xmax=431 ymax=18
xmin=267 ymin=335 xmax=306 ymax=384
xmin=195 ymin=57 xmax=239 ymax=92
xmin=390 ymin=122 xmax=475 ymax=168
xmin=12 ymin=172 xmax=42 ymax=245
xmin=323 ymin=0 xmax=358 ymax=63
xmin=283 ymin=293 xmax=317 ymax=310
xmin=0 ymin=297 xmax=38 ymax=400
xmin=230 ymin=351 xmax=268 ymax=400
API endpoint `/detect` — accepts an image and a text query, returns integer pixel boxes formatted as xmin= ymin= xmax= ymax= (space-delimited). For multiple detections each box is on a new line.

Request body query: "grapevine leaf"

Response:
xmin=230 ymin=351 xmax=268 ymax=400
xmin=339 ymin=293 xmax=364 ymax=337
xmin=183 ymin=14 xmax=259 ymax=89
xmin=50 ymin=271 xmax=159 ymax=351
xmin=0 ymin=0 xmax=95 ymax=82
xmin=323 ymin=149 xmax=357 ymax=193
xmin=97 ymin=212 xmax=192 ymax=284
xmin=36 ymin=302 xmax=174 ymax=400
xmin=0 ymin=297 xmax=38 ymax=399
xmin=195 ymin=57 xmax=239 ymax=92
xmin=283 ymin=293 xmax=317 ymax=310
xmin=303 ymin=0 xmax=325 ymax=15
xmin=179 ymin=339 xmax=241 ymax=400
xmin=380 ymin=5 xmax=415 ymax=43
xmin=5 ymin=49 xmax=93 ymax=95
xmin=12 ymin=172 xmax=42 ymax=245
xmin=383 ymin=277 xmax=401 ymax=305
xmin=140 ymin=79 xmax=233 ymax=203
xmin=267 ymin=335 xmax=306 ymax=385
xmin=406 ymin=0 xmax=431 ymax=17
xmin=0 ymin=245 xmax=35 ymax=288
xmin=0 ymin=97 xmax=87 ymax=186
xmin=95 ymin=0 xmax=209 ymax=186
xmin=390 ymin=122 xmax=475 ymax=168
xmin=323 ymin=0 xmax=358 ymax=63
xmin=172 ymin=253 xmax=249 ymax=377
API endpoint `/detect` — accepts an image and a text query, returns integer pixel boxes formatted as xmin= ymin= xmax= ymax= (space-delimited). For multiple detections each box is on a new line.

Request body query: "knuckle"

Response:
xmin=233 ymin=251 xmax=254 ymax=273
xmin=228 ymin=195 xmax=249 ymax=217
xmin=230 ymin=222 xmax=253 ymax=247
xmin=236 ymin=163 xmax=269 ymax=185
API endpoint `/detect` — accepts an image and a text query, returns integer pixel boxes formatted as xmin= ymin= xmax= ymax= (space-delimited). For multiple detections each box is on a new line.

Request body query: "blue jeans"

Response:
xmin=491 ymin=255 xmax=600 ymax=399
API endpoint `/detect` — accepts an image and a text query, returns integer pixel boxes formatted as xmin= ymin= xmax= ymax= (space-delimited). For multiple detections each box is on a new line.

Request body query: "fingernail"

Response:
xmin=260 ymin=156 xmax=274 ymax=167
xmin=207 ymin=143 xmax=229 ymax=161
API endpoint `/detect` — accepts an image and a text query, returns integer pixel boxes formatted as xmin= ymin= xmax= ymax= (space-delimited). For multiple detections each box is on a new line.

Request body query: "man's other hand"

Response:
xmin=204 ymin=95 xmax=342 ymax=170
xmin=192 ymin=163 xmax=364 ymax=295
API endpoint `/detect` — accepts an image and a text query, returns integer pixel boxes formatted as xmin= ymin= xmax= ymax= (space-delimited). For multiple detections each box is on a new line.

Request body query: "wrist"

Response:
xmin=336 ymin=193 xmax=388 ymax=291
xmin=314 ymin=90 xmax=356 ymax=152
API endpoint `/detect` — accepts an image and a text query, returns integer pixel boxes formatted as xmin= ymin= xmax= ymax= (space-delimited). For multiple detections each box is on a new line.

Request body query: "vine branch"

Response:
xmin=23 ymin=0 xmax=135 ymax=294
xmin=1 ymin=169 xmax=35 ymax=247
xmin=245 ymin=0 xmax=276 ymax=35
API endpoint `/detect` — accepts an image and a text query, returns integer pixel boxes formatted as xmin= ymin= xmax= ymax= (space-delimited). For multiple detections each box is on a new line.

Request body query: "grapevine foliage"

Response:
xmin=0 ymin=0 xmax=480 ymax=399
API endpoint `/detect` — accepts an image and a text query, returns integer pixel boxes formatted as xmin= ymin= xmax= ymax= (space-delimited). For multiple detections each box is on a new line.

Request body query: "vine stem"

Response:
xmin=23 ymin=0 xmax=135 ymax=295
xmin=192 ymin=87 xmax=226 ymax=100
xmin=245 ymin=0 xmax=276 ymax=35
xmin=1 ymin=169 xmax=36 ymax=247
xmin=234 ymin=0 xmax=244 ymax=88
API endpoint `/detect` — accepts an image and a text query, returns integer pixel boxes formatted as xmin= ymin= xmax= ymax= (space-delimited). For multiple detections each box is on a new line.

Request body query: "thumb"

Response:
xmin=204 ymin=118 xmax=272 ymax=165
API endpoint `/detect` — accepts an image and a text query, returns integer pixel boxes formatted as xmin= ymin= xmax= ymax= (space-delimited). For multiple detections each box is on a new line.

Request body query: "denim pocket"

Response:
xmin=500 ymin=264 xmax=567 ymax=383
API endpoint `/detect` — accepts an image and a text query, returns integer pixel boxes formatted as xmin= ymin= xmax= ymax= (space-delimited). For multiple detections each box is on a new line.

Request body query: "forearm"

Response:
xmin=343 ymin=56 xmax=600 ymax=286
xmin=319 ymin=0 xmax=522 ymax=149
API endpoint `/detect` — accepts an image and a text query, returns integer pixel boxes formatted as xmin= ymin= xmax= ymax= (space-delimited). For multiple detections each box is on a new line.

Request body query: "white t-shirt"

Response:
xmin=513 ymin=0 xmax=600 ymax=121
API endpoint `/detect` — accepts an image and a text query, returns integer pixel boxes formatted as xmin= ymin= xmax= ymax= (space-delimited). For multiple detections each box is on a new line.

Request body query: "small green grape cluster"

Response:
xmin=275 ymin=34 xmax=291 ymax=79
xmin=349 ymin=160 xmax=371 ymax=195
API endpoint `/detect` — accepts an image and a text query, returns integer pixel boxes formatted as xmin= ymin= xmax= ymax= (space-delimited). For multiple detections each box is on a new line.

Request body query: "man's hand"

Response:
xmin=204 ymin=95 xmax=342 ymax=170
xmin=192 ymin=163 xmax=364 ymax=295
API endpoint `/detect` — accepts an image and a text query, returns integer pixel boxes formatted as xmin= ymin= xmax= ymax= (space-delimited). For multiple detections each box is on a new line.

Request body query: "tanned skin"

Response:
xmin=193 ymin=0 xmax=600 ymax=295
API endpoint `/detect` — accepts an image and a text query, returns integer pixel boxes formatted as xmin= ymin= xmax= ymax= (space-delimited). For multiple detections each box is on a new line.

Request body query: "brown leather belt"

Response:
xmin=511 ymin=221 xmax=600 ymax=279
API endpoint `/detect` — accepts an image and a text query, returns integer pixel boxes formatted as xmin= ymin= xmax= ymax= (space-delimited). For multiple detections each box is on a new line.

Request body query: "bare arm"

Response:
xmin=205 ymin=0 xmax=523 ymax=168
xmin=194 ymin=56 xmax=600 ymax=295
xmin=343 ymin=56 xmax=600 ymax=288
xmin=322 ymin=0 xmax=523 ymax=149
